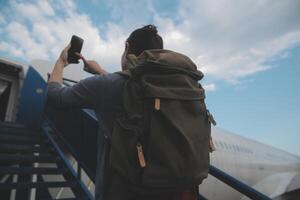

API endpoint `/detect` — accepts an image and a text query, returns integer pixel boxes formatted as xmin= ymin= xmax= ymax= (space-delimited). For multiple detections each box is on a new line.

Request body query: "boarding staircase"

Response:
xmin=0 ymin=67 xmax=273 ymax=200
xmin=0 ymin=116 xmax=272 ymax=200
xmin=0 ymin=121 xmax=93 ymax=200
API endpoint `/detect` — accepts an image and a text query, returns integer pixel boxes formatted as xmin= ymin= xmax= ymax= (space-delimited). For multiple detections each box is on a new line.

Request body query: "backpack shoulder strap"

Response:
xmin=115 ymin=70 xmax=131 ymax=78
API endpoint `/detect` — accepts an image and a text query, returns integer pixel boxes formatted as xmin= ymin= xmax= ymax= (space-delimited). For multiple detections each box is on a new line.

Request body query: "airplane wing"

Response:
xmin=273 ymin=173 xmax=300 ymax=200
xmin=241 ymin=172 xmax=300 ymax=199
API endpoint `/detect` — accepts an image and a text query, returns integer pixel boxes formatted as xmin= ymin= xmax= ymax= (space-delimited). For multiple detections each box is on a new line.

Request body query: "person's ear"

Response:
xmin=121 ymin=42 xmax=130 ymax=71
xmin=125 ymin=42 xmax=130 ymax=54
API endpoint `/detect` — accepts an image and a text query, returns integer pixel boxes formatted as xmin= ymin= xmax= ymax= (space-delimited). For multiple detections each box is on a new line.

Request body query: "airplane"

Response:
xmin=0 ymin=57 xmax=300 ymax=200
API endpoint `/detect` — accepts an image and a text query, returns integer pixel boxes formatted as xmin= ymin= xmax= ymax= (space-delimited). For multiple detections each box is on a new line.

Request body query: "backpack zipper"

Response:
xmin=136 ymin=143 xmax=146 ymax=168
xmin=154 ymin=98 xmax=161 ymax=110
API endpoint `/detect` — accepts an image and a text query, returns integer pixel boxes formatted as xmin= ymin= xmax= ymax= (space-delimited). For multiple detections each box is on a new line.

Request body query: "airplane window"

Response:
xmin=220 ymin=142 xmax=225 ymax=148
xmin=246 ymin=149 xmax=253 ymax=154
xmin=214 ymin=141 xmax=218 ymax=147
xmin=240 ymin=147 xmax=243 ymax=152
xmin=232 ymin=145 xmax=236 ymax=152
xmin=240 ymin=147 xmax=244 ymax=152
xmin=228 ymin=143 xmax=233 ymax=151
xmin=230 ymin=144 xmax=234 ymax=151
xmin=242 ymin=147 xmax=246 ymax=153
xmin=234 ymin=145 xmax=239 ymax=152
xmin=224 ymin=143 xmax=229 ymax=150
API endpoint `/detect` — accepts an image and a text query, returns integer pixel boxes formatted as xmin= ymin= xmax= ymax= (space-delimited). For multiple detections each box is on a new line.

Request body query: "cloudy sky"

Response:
xmin=0 ymin=0 xmax=299 ymax=155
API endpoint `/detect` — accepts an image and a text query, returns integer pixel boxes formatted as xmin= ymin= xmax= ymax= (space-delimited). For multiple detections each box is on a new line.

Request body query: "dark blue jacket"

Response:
xmin=47 ymin=73 xmax=125 ymax=200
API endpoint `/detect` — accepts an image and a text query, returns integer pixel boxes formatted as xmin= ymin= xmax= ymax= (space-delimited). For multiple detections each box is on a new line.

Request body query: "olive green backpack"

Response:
xmin=111 ymin=50 xmax=216 ymax=189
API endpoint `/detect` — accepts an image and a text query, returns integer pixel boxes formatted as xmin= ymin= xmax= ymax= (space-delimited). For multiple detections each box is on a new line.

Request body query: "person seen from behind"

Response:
xmin=47 ymin=24 xmax=215 ymax=200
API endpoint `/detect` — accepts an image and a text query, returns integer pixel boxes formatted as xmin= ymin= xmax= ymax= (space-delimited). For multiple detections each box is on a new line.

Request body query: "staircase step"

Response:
xmin=0 ymin=129 xmax=40 ymax=136
xmin=0 ymin=135 xmax=48 ymax=145
xmin=0 ymin=144 xmax=54 ymax=153
xmin=0 ymin=121 xmax=27 ymax=129
xmin=0 ymin=167 xmax=68 ymax=175
xmin=0 ymin=154 xmax=60 ymax=164
xmin=0 ymin=129 xmax=40 ymax=137
xmin=0 ymin=181 xmax=77 ymax=189
xmin=0 ymin=134 xmax=44 ymax=141
xmin=0 ymin=123 xmax=93 ymax=199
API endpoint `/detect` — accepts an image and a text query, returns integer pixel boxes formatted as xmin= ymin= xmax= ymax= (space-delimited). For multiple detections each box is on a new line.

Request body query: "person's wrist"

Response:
xmin=97 ymin=68 xmax=104 ymax=75
xmin=100 ymin=69 xmax=107 ymax=75
xmin=57 ymin=57 xmax=68 ymax=67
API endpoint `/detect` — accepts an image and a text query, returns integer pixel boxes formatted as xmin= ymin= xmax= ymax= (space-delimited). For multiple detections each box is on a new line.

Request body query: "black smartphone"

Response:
xmin=67 ymin=35 xmax=84 ymax=64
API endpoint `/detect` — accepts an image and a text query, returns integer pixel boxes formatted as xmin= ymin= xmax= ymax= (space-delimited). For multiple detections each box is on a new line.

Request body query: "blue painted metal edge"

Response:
xmin=41 ymin=125 xmax=95 ymax=200
xmin=17 ymin=66 xmax=47 ymax=128
xmin=43 ymin=115 xmax=97 ymax=182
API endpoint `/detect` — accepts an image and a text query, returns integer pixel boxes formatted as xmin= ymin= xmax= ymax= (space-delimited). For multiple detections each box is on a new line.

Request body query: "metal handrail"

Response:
xmin=62 ymin=77 xmax=78 ymax=84
xmin=46 ymin=73 xmax=79 ymax=85
xmin=44 ymin=106 xmax=99 ymax=182
xmin=42 ymin=126 xmax=94 ymax=200
xmin=209 ymin=165 xmax=271 ymax=200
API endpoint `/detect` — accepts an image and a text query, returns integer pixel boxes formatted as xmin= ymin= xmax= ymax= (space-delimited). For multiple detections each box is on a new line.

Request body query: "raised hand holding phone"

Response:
xmin=59 ymin=34 xmax=106 ymax=75
xmin=76 ymin=53 xmax=107 ymax=75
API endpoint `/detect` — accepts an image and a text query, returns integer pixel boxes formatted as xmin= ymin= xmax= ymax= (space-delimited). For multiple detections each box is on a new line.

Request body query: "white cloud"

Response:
xmin=0 ymin=0 xmax=126 ymax=75
xmin=0 ymin=42 xmax=24 ymax=57
xmin=4 ymin=22 xmax=49 ymax=59
xmin=154 ymin=0 xmax=300 ymax=83
xmin=203 ymin=83 xmax=216 ymax=92
xmin=0 ymin=0 xmax=300 ymax=84
xmin=37 ymin=1 xmax=55 ymax=16
xmin=0 ymin=15 xmax=5 ymax=24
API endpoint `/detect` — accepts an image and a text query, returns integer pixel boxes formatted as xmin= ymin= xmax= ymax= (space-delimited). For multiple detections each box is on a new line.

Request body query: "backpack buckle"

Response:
xmin=136 ymin=143 xmax=146 ymax=168
xmin=155 ymin=98 xmax=161 ymax=110
xmin=207 ymin=110 xmax=216 ymax=126
xmin=209 ymin=136 xmax=216 ymax=152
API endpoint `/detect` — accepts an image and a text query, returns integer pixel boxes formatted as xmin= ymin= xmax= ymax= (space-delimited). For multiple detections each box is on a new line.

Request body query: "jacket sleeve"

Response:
xmin=47 ymin=75 xmax=108 ymax=109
